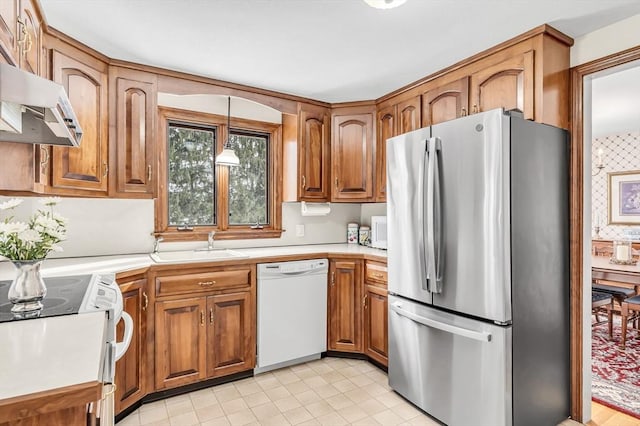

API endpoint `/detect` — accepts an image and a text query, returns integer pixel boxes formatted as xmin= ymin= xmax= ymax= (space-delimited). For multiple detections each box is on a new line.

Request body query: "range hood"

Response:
xmin=0 ymin=63 xmax=82 ymax=147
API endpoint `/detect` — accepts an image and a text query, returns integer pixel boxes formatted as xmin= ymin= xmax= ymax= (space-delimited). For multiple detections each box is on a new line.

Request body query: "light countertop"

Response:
xmin=0 ymin=243 xmax=387 ymax=280
xmin=0 ymin=243 xmax=385 ymax=401
xmin=0 ymin=311 xmax=107 ymax=400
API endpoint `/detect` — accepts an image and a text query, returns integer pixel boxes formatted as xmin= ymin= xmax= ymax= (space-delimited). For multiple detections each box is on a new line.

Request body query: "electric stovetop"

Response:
xmin=0 ymin=274 xmax=92 ymax=322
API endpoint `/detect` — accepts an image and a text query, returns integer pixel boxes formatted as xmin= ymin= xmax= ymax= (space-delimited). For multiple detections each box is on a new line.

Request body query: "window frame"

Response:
xmin=156 ymin=106 xmax=283 ymax=241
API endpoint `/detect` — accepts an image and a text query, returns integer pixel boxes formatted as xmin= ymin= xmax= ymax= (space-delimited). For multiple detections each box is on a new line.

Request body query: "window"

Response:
xmin=156 ymin=107 xmax=282 ymax=240
xmin=167 ymin=123 xmax=216 ymax=226
xmin=228 ymin=130 xmax=269 ymax=226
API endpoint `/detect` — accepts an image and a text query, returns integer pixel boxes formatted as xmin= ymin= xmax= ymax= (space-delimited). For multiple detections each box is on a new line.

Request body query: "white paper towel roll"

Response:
xmin=301 ymin=201 xmax=331 ymax=216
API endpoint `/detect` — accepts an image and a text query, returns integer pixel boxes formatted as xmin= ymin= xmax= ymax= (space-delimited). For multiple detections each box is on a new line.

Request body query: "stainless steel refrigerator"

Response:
xmin=387 ymin=108 xmax=569 ymax=426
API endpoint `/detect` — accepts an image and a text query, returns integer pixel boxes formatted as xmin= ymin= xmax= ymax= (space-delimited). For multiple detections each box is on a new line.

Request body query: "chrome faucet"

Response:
xmin=207 ymin=231 xmax=216 ymax=250
xmin=153 ymin=236 xmax=164 ymax=254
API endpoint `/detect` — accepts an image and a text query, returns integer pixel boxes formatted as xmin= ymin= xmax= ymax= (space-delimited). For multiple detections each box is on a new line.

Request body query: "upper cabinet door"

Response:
xmin=113 ymin=69 xmax=157 ymax=197
xmin=331 ymin=110 xmax=374 ymax=202
xmin=0 ymin=0 xmax=18 ymax=63
xmin=375 ymin=105 xmax=395 ymax=203
xmin=470 ymin=51 xmax=534 ymax=119
xmin=396 ymin=96 xmax=421 ymax=135
xmin=17 ymin=0 xmax=40 ymax=75
xmin=422 ymin=77 xmax=470 ymax=126
xmin=51 ymin=49 xmax=109 ymax=193
xmin=299 ymin=105 xmax=330 ymax=201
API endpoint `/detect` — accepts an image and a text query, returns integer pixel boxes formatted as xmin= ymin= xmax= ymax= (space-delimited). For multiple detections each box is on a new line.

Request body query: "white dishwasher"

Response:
xmin=256 ymin=259 xmax=328 ymax=373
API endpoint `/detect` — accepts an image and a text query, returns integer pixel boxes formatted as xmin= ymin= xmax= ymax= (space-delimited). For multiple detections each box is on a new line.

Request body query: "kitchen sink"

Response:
xmin=150 ymin=249 xmax=249 ymax=263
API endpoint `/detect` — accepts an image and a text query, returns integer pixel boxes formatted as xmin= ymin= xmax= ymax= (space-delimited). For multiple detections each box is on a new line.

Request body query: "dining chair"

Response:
xmin=620 ymin=295 xmax=640 ymax=348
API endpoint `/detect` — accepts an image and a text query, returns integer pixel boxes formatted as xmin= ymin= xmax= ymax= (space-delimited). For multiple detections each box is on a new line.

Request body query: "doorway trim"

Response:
xmin=570 ymin=44 xmax=640 ymax=422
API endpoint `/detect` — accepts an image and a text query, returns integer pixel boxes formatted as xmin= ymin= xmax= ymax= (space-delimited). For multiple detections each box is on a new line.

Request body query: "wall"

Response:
xmin=360 ymin=203 xmax=386 ymax=225
xmin=0 ymin=197 xmax=362 ymax=258
xmin=0 ymin=197 xmax=155 ymax=258
xmin=571 ymin=14 xmax=640 ymax=67
xmin=591 ymin=131 xmax=640 ymax=240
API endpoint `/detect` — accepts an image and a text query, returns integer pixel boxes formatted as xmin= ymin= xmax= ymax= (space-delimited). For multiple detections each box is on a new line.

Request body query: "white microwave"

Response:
xmin=370 ymin=216 xmax=387 ymax=249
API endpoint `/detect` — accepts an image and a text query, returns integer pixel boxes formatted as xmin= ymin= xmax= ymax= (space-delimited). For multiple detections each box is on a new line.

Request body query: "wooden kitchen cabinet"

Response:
xmin=331 ymin=106 xmax=375 ymax=202
xmin=50 ymin=45 xmax=109 ymax=195
xmin=375 ymin=105 xmax=394 ymax=202
xmin=155 ymin=297 xmax=208 ymax=389
xmin=115 ymin=276 xmax=148 ymax=415
xmin=422 ymin=77 xmax=470 ymax=126
xmin=206 ymin=292 xmax=254 ymax=378
xmin=17 ymin=0 xmax=41 ymax=76
xmin=363 ymin=261 xmax=388 ymax=366
xmin=0 ymin=1 xmax=18 ymax=64
xmin=298 ymin=104 xmax=331 ymax=201
xmin=469 ymin=50 xmax=534 ymax=120
xmin=154 ymin=265 xmax=256 ymax=390
xmin=110 ymin=67 xmax=157 ymax=197
xmin=396 ymin=96 xmax=421 ymax=135
xmin=375 ymin=96 xmax=421 ymax=201
xmin=328 ymin=258 xmax=363 ymax=352
xmin=378 ymin=26 xmax=571 ymax=130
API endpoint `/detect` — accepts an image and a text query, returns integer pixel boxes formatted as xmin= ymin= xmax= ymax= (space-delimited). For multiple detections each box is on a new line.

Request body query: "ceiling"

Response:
xmin=40 ymin=0 xmax=640 ymax=103
xmin=592 ymin=62 xmax=640 ymax=139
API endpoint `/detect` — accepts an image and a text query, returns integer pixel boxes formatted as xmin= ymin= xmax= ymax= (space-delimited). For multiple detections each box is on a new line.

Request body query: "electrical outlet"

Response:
xmin=295 ymin=224 xmax=305 ymax=237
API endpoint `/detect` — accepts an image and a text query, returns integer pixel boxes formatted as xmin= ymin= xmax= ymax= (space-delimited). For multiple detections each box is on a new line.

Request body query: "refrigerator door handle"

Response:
xmin=426 ymin=137 xmax=443 ymax=293
xmin=390 ymin=302 xmax=492 ymax=342
xmin=419 ymin=146 xmax=429 ymax=292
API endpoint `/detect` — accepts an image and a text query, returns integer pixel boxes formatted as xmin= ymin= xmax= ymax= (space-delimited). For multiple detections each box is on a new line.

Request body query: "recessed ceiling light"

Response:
xmin=363 ymin=0 xmax=407 ymax=9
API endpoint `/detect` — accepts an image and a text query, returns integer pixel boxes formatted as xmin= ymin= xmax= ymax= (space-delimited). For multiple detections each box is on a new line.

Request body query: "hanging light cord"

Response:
xmin=226 ymin=96 xmax=231 ymax=149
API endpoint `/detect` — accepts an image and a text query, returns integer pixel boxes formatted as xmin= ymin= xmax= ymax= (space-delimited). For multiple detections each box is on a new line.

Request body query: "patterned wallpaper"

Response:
xmin=592 ymin=131 xmax=640 ymax=240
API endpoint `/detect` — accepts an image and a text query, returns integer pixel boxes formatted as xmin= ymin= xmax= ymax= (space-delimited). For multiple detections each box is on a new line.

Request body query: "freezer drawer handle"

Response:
xmin=390 ymin=302 xmax=492 ymax=342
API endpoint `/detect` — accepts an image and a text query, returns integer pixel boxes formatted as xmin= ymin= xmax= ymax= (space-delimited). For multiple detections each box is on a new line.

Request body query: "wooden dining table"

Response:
xmin=592 ymin=255 xmax=640 ymax=294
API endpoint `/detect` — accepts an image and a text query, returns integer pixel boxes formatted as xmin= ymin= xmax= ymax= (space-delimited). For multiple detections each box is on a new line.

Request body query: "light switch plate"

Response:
xmin=295 ymin=224 xmax=305 ymax=237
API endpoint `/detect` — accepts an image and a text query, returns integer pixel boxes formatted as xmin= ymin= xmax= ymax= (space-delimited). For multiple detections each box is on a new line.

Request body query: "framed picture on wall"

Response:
xmin=609 ymin=170 xmax=640 ymax=224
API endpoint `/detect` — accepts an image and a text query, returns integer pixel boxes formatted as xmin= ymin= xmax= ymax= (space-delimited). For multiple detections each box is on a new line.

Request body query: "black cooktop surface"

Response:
xmin=0 ymin=274 xmax=92 ymax=322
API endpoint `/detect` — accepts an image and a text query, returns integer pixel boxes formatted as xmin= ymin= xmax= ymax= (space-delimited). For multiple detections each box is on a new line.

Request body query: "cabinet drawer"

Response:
xmin=365 ymin=262 xmax=388 ymax=286
xmin=156 ymin=269 xmax=251 ymax=297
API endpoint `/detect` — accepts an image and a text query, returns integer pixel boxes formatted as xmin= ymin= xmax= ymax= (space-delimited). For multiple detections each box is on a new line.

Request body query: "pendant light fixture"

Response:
xmin=215 ymin=96 xmax=240 ymax=166
xmin=363 ymin=0 xmax=407 ymax=9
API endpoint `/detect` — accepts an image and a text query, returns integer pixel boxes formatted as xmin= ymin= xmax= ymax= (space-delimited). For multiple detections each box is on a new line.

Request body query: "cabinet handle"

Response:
xmin=17 ymin=18 xmax=31 ymax=55
xmin=103 ymin=162 xmax=109 ymax=177
xmin=142 ymin=291 xmax=148 ymax=311
xmin=39 ymin=146 xmax=49 ymax=173
xmin=461 ymin=107 xmax=467 ymax=117
xmin=24 ymin=30 xmax=32 ymax=54
xmin=331 ymin=271 xmax=335 ymax=286
xmin=101 ymin=383 xmax=117 ymax=400
xmin=372 ymin=272 xmax=384 ymax=279
xmin=301 ymin=175 xmax=306 ymax=190
xmin=472 ymin=104 xmax=478 ymax=114
xmin=363 ymin=294 xmax=368 ymax=308
xmin=200 ymin=310 xmax=205 ymax=325
xmin=198 ymin=281 xmax=215 ymax=286
xmin=147 ymin=165 xmax=152 ymax=181
xmin=335 ymin=177 xmax=339 ymax=189
xmin=209 ymin=308 xmax=214 ymax=323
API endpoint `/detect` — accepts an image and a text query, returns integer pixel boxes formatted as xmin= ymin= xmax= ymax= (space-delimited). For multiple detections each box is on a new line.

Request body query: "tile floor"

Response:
xmin=117 ymin=357 xmax=583 ymax=426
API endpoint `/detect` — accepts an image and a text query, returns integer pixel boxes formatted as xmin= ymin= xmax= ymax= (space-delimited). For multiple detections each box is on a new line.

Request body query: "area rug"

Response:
xmin=592 ymin=318 xmax=640 ymax=419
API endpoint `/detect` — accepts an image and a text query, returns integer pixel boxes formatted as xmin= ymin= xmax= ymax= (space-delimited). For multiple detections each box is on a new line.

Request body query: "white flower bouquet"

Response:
xmin=0 ymin=198 xmax=67 ymax=261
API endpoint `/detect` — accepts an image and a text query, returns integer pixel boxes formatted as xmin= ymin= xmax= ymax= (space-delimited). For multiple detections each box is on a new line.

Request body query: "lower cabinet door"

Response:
xmin=155 ymin=297 xmax=207 ymax=389
xmin=328 ymin=259 xmax=362 ymax=352
xmin=115 ymin=278 xmax=147 ymax=414
xmin=364 ymin=284 xmax=388 ymax=366
xmin=207 ymin=292 xmax=254 ymax=378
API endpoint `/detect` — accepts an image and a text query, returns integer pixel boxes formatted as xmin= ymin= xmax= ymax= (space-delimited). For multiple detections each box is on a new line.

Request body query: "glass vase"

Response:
xmin=8 ymin=260 xmax=47 ymax=312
